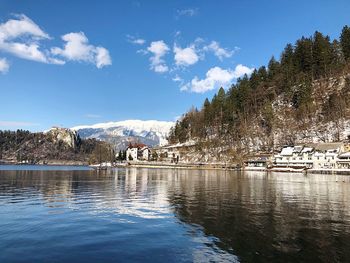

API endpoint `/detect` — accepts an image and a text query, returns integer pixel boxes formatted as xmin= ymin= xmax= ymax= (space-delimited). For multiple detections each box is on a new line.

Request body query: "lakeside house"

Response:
xmin=126 ymin=143 xmax=150 ymax=161
xmin=273 ymin=143 xmax=350 ymax=170
xmin=274 ymin=146 xmax=314 ymax=169
xmin=244 ymin=154 xmax=273 ymax=170
xmin=337 ymin=152 xmax=350 ymax=169
xmin=152 ymin=141 xmax=196 ymax=163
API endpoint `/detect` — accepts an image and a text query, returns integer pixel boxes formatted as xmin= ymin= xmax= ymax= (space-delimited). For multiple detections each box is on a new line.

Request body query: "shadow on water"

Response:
xmin=0 ymin=166 xmax=350 ymax=262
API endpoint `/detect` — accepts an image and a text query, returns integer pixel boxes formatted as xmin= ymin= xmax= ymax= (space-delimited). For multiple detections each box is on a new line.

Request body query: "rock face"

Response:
xmin=71 ymin=120 xmax=174 ymax=150
xmin=46 ymin=127 xmax=79 ymax=149
xmin=0 ymin=128 xmax=102 ymax=164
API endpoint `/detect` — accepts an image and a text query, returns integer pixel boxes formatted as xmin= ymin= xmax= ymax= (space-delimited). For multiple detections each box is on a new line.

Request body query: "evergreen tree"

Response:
xmin=294 ymin=37 xmax=313 ymax=78
xmin=267 ymin=56 xmax=280 ymax=80
xmin=312 ymin=31 xmax=332 ymax=77
xmin=340 ymin=25 xmax=350 ymax=61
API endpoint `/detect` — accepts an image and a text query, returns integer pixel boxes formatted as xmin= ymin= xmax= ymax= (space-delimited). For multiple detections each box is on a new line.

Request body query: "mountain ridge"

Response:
xmin=71 ymin=119 xmax=175 ymax=150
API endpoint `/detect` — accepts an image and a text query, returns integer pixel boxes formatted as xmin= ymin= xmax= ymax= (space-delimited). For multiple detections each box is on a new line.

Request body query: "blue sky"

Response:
xmin=0 ymin=0 xmax=349 ymax=131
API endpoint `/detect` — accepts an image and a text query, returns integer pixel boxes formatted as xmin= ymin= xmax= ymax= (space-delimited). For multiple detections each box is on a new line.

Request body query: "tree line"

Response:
xmin=0 ymin=129 xmax=115 ymax=164
xmin=168 ymin=26 xmax=350 ymax=150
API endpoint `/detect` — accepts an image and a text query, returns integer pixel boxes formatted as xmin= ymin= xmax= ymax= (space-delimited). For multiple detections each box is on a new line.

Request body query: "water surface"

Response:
xmin=0 ymin=166 xmax=350 ymax=262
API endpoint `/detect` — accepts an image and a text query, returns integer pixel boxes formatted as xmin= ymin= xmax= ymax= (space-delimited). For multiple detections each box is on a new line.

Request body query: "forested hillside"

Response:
xmin=0 ymin=129 xmax=114 ymax=164
xmin=168 ymin=26 xmax=350 ymax=159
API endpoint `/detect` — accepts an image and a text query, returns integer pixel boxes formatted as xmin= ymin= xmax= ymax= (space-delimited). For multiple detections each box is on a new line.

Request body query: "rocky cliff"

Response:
xmin=0 ymin=128 xmax=108 ymax=164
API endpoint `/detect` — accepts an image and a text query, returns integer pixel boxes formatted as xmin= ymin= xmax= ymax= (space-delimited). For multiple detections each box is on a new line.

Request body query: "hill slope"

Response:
xmin=168 ymin=26 xmax=350 ymax=162
xmin=0 ymin=128 xmax=112 ymax=164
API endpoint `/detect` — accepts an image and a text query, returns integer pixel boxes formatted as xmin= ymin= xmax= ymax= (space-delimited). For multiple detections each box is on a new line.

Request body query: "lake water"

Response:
xmin=0 ymin=166 xmax=350 ymax=262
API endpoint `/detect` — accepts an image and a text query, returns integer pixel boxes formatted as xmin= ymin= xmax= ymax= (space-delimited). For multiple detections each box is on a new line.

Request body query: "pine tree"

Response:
xmin=267 ymin=56 xmax=280 ymax=80
xmin=340 ymin=25 xmax=350 ymax=61
xmin=294 ymin=37 xmax=313 ymax=78
xmin=312 ymin=31 xmax=332 ymax=77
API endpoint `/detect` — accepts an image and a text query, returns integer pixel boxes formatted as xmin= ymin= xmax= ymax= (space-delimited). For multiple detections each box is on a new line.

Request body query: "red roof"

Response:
xmin=127 ymin=142 xmax=148 ymax=149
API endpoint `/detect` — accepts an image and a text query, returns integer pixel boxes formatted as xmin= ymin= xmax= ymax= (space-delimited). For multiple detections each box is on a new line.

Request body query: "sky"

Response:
xmin=0 ymin=0 xmax=350 ymax=131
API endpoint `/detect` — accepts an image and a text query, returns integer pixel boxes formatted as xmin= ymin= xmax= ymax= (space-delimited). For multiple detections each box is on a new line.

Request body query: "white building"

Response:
xmin=274 ymin=145 xmax=313 ymax=168
xmin=126 ymin=143 xmax=150 ymax=161
xmin=274 ymin=143 xmax=349 ymax=170
xmin=126 ymin=147 xmax=138 ymax=161
xmin=312 ymin=143 xmax=343 ymax=169
xmin=141 ymin=147 xmax=150 ymax=161
xmin=337 ymin=152 xmax=350 ymax=169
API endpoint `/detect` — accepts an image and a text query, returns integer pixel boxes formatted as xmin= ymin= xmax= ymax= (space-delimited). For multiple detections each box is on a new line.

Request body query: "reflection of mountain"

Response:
xmin=2 ymin=169 xmax=350 ymax=262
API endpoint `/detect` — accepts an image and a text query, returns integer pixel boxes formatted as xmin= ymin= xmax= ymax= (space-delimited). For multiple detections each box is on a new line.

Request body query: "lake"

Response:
xmin=0 ymin=166 xmax=350 ymax=262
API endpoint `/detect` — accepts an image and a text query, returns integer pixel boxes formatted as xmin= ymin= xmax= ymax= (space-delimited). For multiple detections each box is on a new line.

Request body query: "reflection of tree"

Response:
xmin=166 ymin=170 xmax=350 ymax=262
xmin=1 ymin=169 xmax=350 ymax=262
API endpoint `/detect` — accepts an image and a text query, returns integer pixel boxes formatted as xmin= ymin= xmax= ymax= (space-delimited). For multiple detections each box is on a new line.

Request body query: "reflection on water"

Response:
xmin=0 ymin=167 xmax=350 ymax=262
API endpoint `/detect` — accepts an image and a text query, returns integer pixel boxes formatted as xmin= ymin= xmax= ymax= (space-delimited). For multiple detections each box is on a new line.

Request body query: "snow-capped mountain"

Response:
xmin=71 ymin=120 xmax=174 ymax=150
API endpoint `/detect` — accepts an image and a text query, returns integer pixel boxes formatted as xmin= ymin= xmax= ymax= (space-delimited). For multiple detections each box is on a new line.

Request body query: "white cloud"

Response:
xmin=176 ymin=8 xmax=198 ymax=17
xmin=233 ymin=64 xmax=254 ymax=78
xmin=0 ymin=15 xmax=111 ymax=70
xmin=183 ymin=64 xmax=254 ymax=93
xmin=173 ymin=44 xmax=199 ymax=66
xmin=0 ymin=14 xmax=49 ymax=41
xmin=0 ymin=14 xmax=58 ymax=64
xmin=174 ymin=31 xmax=181 ymax=38
xmin=153 ymin=64 xmax=168 ymax=73
xmin=95 ymin=47 xmax=112 ymax=68
xmin=51 ymin=32 xmax=111 ymax=68
xmin=147 ymin=40 xmax=169 ymax=73
xmin=0 ymin=58 xmax=9 ymax=73
xmin=133 ymin=39 xmax=146 ymax=45
xmin=172 ymin=74 xmax=183 ymax=83
xmin=127 ymin=35 xmax=146 ymax=45
xmin=203 ymin=41 xmax=237 ymax=61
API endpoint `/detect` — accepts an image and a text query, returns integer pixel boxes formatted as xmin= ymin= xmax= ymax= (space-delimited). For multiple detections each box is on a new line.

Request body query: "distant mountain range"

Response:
xmin=71 ymin=120 xmax=174 ymax=150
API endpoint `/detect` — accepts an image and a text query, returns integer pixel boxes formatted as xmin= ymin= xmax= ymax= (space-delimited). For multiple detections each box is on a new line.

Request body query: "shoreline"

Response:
xmin=1 ymin=161 xmax=350 ymax=175
xmin=120 ymin=162 xmax=350 ymax=175
xmin=0 ymin=160 xmax=88 ymax=166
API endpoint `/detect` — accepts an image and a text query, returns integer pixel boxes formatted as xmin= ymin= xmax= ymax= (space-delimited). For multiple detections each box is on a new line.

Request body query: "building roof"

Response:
xmin=280 ymin=146 xmax=294 ymax=156
xmin=339 ymin=152 xmax=350 ymax=158
xmin=293 ymin=146 xmax=303 ymax=153
xmin=311 ymin=142 xmax=343 ymax=152
xmin=301 ymin=147 xmax=314 ymax=153
xmin=127 ymin=143 xmax=148 ymax=149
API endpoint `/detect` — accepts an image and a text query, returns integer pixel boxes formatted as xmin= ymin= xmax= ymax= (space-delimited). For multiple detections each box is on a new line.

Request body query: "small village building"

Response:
xmin=244 ymin=160 xmax=268 ymax=168
xmin=141 ymin=146 xmax=150 ymax=161
xmin=152 ymin=142 xmax=192 ymax=163
xmin=274 ymin=146 xmax=313 ymax=168
xmin=126 ymin=147 xmax=138 ymax=161
xmin=126 ymin=143 xmax=151 ymax=161
xmin=274 ymin=142 xmax=347 ymax=170
xmin=312 ymin=143 xmax=344 ymax=169
xmin=244 ymin=154 xmax=273 ymax=170
xmin=337 ymin=152 xmax=350 ymax=169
